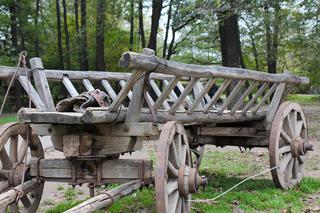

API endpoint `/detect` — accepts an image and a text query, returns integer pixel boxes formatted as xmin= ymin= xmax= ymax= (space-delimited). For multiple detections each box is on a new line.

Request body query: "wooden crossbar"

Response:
xmin=149 ymin=80 xmax=170 ymax=110
xmin=18 ymin=76 xmax=46 ymax=109
xmin=252 ymin=83 xmax=279 ymax=114
xmin=241 ymin=82 xmax=268 ymax=115
xmin=62 ymin=76 xmax=79 ymax=97
xmin=101 ymin=79 xmax=117 ymax=101
xmin=82 ymin=79 xmax=95 ymax=91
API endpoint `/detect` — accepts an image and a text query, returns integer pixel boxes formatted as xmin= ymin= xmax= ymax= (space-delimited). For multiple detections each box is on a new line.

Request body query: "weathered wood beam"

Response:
xmin=65 ymin=180 xmax=143 ymax=213
xmin=198 ymin=136 xmax=269 ymax=147
xmin=18 ymin=107 xmax=267 ymax=124
xmin=62 ymin=76 xmax=79 ymax=97
xmin=204 ymin=79 xmax=231 ymax=113
xmin=0 ymin=180 xmax=38 ymax=209
xmin=30 ymin=57 xmax=55 ymax=110
xmin=241 ymin=82 xmax=268 ymax=115
xmin=101 ymin=79 xmax=117 ymax=101
xmin=119 ymin=51 xmax=310 ymax=85
xmin=82 ymin=79 xmax=95 ymax=91
xmin=18 ymin=76 xmax=47 ymax=109
xmin=30 ymin=159 xmax=152 ymax=183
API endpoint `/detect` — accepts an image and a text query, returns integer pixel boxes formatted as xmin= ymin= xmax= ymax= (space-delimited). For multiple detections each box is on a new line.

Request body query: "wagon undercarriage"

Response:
xmin=0 ymin=48 xmax=313 ymax=212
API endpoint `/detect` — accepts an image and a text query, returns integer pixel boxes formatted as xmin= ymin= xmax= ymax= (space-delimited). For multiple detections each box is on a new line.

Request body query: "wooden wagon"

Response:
xmin=0 ymin=48 xmax=312 ymax=213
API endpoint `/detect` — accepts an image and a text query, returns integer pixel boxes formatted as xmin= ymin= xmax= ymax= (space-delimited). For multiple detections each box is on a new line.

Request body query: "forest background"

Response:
xmin=0 ymin=0 xmax=319 ymax=111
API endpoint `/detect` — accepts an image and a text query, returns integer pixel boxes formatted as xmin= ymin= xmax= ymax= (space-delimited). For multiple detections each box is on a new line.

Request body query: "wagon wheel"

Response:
xmin=269 ymin=102 xmax=312 ymax=189
xmin=155 ymin=121 xmax=207 ymax=213
xmin=0 ymin=122 xmax=44 ymax=212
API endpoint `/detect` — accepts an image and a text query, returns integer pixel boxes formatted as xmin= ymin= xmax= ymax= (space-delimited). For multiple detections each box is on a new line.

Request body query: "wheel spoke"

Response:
xmin=0 ymin=206 xmax=7 ymax=213
xmin=295 ymin=121 xmax=303 ymax=138
xmin=170 ymin=141 xmax=180 ymax=168
xmin=9 ymin=136 xmax=18 ymax=163
xmin=175 ymin=197 xmax=182 ymax=213
xmin=180 ymin=145 xmax=186 ymax=166
xmin=297 ymin=156 xmax=304 ymax=164
xmin=280 ymin=130 xmax=292 ymax=144
xmin=279 ymin=145 xmax=291 ymax=154
xmin=285 ymin=116 xmax=295 ymax=138
xmin=291 ymin=111 xmax=297 ymax=133
xmin=18 ymin=139 xmax=28 ymax=163
xmin=285 ymin=158 xmax=294 ymax=183
xmin=0 ymin=181 xmax=9 ymax=193
xmin=280 ymin=153 xmax=292 ymax=173
xmin=0 ymin=149 xmax=12 ymax=169
xmin=168 ymin=161 xmax=178 ymax=177
xmin=167 ymin=180 xmax=178 ymax=195
xmin=21 ymin=195 xmax=32 ymax=208
xmin=292 ymin=158 xmax=299 ymax=179
xmin=168 ymin=190 xmax=179 ymax=213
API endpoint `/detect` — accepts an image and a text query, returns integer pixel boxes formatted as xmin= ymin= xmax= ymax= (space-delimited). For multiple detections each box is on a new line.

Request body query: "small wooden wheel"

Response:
xmin=155 ymin=121 xmax=207 ymax=213
xmin=269 ymin=102 xmax=311 ymax=189
xmin=0 ymin=122 xmax=44 ymax=212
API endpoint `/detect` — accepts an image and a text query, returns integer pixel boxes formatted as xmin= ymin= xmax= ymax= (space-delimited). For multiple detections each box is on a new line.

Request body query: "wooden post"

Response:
xmin=65 ymin=180 xmax=143 ymax=213
xmin=125 ymin=48 xmax=155 ymax=123
xmin=30 ymin=57 xmax=55 ymax=110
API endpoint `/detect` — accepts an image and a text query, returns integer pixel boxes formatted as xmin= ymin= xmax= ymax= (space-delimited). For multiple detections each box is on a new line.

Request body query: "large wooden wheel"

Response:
xmin=269 ymin=102 xmax=312 ymax=189
xmin=155 ymin=121 xmax=206 ymax=213
xmin=0 ymin=122 xmax=44 ymax=212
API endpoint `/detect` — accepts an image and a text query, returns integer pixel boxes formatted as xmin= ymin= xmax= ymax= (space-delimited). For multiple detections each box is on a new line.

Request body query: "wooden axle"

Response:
xmin=30 ymin=158 xmax=152 ymax=184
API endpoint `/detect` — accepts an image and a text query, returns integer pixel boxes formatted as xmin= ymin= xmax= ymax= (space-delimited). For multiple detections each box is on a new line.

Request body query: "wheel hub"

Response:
xmin=291 ymin=137 xmax=313 ymax=157
xmin=178 ymin=166 xmax=207 ymax=197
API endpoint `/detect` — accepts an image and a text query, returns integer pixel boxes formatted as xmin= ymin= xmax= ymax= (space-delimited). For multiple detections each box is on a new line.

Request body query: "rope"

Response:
xmin=0 ymin=51 xmax=28 ymax=115
xmin=19 ymin=52 xmax=32 ymax=196
xmin=188 ymin=166 xmax=278 ymax=203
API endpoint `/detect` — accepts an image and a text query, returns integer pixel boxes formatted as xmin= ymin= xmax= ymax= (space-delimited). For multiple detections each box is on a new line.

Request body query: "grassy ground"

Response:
xmin=0 ymin=114 xmax=17 ymax=124
xmin=286 ymin=94 xmax=320 ymax=105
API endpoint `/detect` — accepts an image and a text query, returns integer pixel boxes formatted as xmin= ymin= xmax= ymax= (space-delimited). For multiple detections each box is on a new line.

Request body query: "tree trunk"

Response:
xmin=129 ymin=0 xmax=134 ymax=51
xmin=74 ymin=0 xmax=81 ymax=69
xmin=62 ymin=0 xmax=71 ymax=70
xmin=138 ymin=0 xmax=146 ymax=48
xmin=56 ymin=0 xmax=64 ymax=69
xmin=265 ymin=2 xmax=280 ymax=74
xmin=218 ymin=2 xmax=243 ymax=107
xmin=9 ymin=0 xmax=21 ymax=110
xmin=95 ymin=0 xmax=106 ymax=71
xmin=80 ymin=0 xmax=89 ymax=70
xmin=148 ymin=0 xmax=163 ymax=51
xmin=34 ymin=0 xmax=40 ymax=56
xmin=162 ymin=0 xmax=172 ymax=58
xmin=166 ymin=29 xmax=176 ymax=60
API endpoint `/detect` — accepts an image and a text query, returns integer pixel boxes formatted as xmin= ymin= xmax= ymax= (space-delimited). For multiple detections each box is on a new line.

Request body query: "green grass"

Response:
xmin=286 ymin=94 xmax=320 ymax=105
xmin=43 ymin=151 xmax=320 ymax=213
xmin=0 ymin=114 xmax=17 ymax=124
xmin=45 ymin=200 xmax=83 ymax=213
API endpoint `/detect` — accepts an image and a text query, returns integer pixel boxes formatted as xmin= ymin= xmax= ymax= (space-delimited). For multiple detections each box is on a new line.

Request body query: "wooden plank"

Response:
xmin=169 ymin=78 xmax=199 ymax=114
xmin=198 ymin=136 xmax=269 ymax=147
xmin=30 ymin=159 xmax=152 ymax=181
xmin=266 ymin=82 xmax=286 ymax=124
xmin=199 ymin=127 xmax=258 ymax=137
xmin=18 ymin=76 xmax=46 ymax=109
xmin=176 ymin=81 xmax=193 ymax=107
xmin=62 ymin=76 xmax=79 ymax=97
xmin=153 ymin=76 xmax=180 ymax=112
xmin=218 ymin=80 xmax=245 ymax=114
xmin=230 ymin=81 xmax=258 ymax=115
xmin=149 ymin=80 xmax=170 ymax=110
xmin=101 ymin=79 xmax=117 ymax=101
xmin=31 ymin=123 xmax=159 ymax=137
xmin=192 ymin=81 xmax=205 ymax=110
xmin=30 ymin=57 xmax=55 ymax=110
xmin=163 ymin=79 xmax=179 ymax=100
xmin=108 ymin=71 xmax=141 ymax=111
xmin=18 ymin=108 xmax=83 ymax=124
xmin=119 ymin=80 xmax=133 ymax=100
xmin=82 ymin=79 xmax=95 ymax=91
xmin=204 ymin=79 xmax=231 ymax=113
xmin=119 ymin=52 xmax=310 ymax=85
xmin=242 ymin=82 xmax=268 ymax=115
xmin=19 ymin=107 xmax=267 ymax=124
xmin=252 ymin=83 xmax=279 ymax=114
